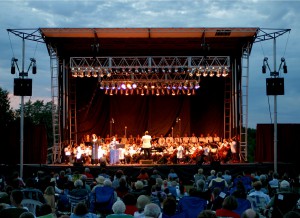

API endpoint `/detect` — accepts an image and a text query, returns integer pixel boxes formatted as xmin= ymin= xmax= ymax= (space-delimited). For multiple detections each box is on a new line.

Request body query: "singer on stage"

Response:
xmin=141 ymin=131 xmax=152 ymax=159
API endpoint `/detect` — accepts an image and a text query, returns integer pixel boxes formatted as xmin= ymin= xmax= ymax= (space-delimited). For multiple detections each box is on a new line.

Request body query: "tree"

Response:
xmin=247 ymin=128 xmax=256 ymax=162
xmin=15 ymin=99 xmax=53 ymax=146
xmin=0 ymin=87 xmax=15 ymax=127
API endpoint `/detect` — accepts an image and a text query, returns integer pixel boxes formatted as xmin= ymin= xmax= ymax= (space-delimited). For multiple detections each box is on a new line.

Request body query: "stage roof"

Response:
xmin=40 ymin=27 xmax=259 ymax=57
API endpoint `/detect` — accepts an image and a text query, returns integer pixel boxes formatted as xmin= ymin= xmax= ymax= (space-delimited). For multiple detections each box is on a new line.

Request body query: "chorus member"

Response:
xmin=64 ymin=144 xmax=72 ymax=164
xmin=206 ymin=133 xmax=213 ymax=143
xmin=158 ymin=135 xmax=166 ymax=146
xmin=182 ymin=133 xmax=189 ymax=145
xmin=198 ymin=134 xmax=206 ymax=143
xmin=166 ymin=134 xmax=174 ymax=145
xmin=174 ymin=134 xmax=182 ymax=145
xmin=121 ymin=135 xmax=127 ymax=145
xmin=213 ymin=133 xmax=221 ymax=143
xmin=141 ymin=131 xmax=152 ymax=159
xmin=229 ymin=137 xmax=238 ymax=162
xmin=190 ymin=133 xmax=198 ymax=144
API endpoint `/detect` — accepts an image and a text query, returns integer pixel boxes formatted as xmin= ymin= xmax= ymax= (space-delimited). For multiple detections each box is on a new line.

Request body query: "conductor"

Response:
xmin=141 ymin=131 xmax=152 ymax=159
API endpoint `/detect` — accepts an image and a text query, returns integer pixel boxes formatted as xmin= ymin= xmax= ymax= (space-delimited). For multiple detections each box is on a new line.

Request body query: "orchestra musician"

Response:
xmin=127 ymin=134 xmax=135 ymax=145
xmin=198 ymin=134 xmax=206 ymax=143
xmin=174 ymin=134 xmax=182 ymax=145
xmin=182 ymin=133 xmax=189 ymax=145
xmin=205 ymin=133 xmax=213 ymax=143
xmin=213 ymin=133 xmax=221 ymax=143
xmin=141 ymin=131 xmax=152 ymax=159
xmin=64 ymin=144 xmax=73 ymax=164
xmin=166 ymin=134 xmax=174 ymax=145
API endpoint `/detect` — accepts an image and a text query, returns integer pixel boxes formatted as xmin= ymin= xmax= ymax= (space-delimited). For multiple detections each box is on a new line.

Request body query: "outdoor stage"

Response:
xmin=0 ymin=162 xmax=295 ymax=185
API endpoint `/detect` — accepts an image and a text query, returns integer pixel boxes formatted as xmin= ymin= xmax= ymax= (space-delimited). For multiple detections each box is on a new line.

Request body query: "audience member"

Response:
xmin=241 ymin=209 xmax=259 ymax=218
xmin=19 ymin=212 xmax=36 ymax=218
xmin=134 ymin=195 xmax=150 ymax=218
xmin=215 ymin=196 xmax=240 ymax=218
xmin=143 ymin=203 xmax=161 ymax=218
xmin=197 ymin=210 xmax=217 ymax=218
xmin=43 ymin=186 xmax=56 ymax=213
xmin=106 ymin=200 xmax=133 ymax=218
xmin=70 ymin=202 xmax=97 ymax=218
xmin=0 ymin=189 xmax=28 ymax=218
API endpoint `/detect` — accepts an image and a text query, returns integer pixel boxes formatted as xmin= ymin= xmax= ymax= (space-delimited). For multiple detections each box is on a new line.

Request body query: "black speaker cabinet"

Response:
xmin=14 ymin=78 xmax=32 ymax=96
xmin=266 ymin=78 xmax=284 ymax=95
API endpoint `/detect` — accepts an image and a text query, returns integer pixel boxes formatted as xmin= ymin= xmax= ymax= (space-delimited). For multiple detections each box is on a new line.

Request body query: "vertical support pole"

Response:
xmin=20 ymin=37 xmax=25 ymax=178
xmin=273 ymin=37 xmax=278 ymax=173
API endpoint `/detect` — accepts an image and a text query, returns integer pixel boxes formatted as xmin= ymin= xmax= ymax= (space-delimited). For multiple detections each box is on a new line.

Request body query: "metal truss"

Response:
xmin=70 ymin=56 xmax=230 ymax=72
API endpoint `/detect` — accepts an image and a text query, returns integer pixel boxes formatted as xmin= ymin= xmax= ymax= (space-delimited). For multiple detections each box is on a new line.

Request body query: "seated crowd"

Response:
xmin=0 ymin=167 xmax=299 ymax=218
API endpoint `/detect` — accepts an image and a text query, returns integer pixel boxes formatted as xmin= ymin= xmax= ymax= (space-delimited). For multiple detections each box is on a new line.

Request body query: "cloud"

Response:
xmin=0 ymin=0 xmax=299 ymax=128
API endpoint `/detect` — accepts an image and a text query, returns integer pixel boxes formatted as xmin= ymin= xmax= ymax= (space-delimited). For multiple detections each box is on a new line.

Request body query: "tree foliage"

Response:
xmin=0 ymin=87 xmax=15 ymax=127
xmin=15 ymin=99 xmax=53 ymax=146
xmin=247 ymin=127 xmax=256 ymax=162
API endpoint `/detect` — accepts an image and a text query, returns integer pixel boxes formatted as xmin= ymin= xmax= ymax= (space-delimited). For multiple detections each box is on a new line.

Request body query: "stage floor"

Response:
xmin=0 ymin=161 xmax=296 ymax=185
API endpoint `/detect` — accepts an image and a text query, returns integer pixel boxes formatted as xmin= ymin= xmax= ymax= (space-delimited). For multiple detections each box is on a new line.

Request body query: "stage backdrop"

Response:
xmin=75 ymin=76 xmax=225 ymax=141
xmin=255 ymin=124 xmax=300 ymax=166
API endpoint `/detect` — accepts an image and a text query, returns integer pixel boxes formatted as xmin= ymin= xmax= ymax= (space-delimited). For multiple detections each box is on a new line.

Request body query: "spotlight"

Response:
xmin=195 ymin=69 xmax=201 ymax=77
xmin=121 ymin=83 xmax=126 ymax=90
xmin=141 ymin=89 xmax=144 ymax=96
xmin=106 ymin=69 xmax=111 ymax=77
xmin=92 ymin=70 xmax=98 ymax=78
xmin=187 ymin=90 xmax=191 ymax=96
xmin=109 ymin=90 xmax=113 ymax=96
xmin=172 ymin=90 xmax=176 ymax=96
xmin=125 ymin=90 xmax=129 ymax=96
xmin=156 ymin=89 xmax=160 ymax=96
xmin=132 ymin=83 xmax=137 ymax=89
xmin=127 ymin=83 xmax=132 ymax=89
xmin=209 ymin=68 xmax=214 ymax=77
xmin=222 ymin=67 xmax=229 ymax=77
xmin=72 ymin=70 xmax=78 ymax=77
xmin=195 ymin=83 xmax=200 ymax=89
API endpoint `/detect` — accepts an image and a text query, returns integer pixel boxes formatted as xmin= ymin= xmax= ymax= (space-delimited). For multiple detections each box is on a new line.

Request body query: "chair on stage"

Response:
xmin=21 ymin=199 xmax=43 ymax=216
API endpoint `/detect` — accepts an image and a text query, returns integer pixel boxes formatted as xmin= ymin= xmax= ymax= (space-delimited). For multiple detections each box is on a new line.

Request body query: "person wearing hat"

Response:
xmin=90 ymin=175 xmax=105 ymax=194
xmin=141 ymin=131 xmax=152 ymax=159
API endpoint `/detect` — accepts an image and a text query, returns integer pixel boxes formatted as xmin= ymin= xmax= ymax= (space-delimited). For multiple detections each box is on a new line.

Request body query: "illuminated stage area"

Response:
xmin=37 ymin=27 xmax=260 ymax=164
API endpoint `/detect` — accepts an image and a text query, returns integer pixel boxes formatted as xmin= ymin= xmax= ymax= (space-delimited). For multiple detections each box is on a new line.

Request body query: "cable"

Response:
xmin=8 ymin=31 xmax=16 ymax=58
xmin=282 ymin=31 xmax=290 ymax=58
xmin=259 ymin=41 xmax=266 ymax=58
xmin=267 ymin=95 xmax=273 ymax=124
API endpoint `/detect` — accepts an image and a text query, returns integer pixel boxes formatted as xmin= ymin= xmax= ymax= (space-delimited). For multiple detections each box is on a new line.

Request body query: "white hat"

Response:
xmin=280 ymin=180 xmax=290 ymax=188
xmin=95 ymin=176 xmax=105 ymax=184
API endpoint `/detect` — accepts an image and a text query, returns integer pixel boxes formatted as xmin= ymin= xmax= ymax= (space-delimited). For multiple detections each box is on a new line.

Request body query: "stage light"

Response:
xmin=178 ymin=83 xmax=182 ymax=90
xmin=92 ymin=70 xmax=98 ymax=78
xmin=195 ymin=69 xmax=201 ymax=77
xmin=78 ymin=69 xmax=84 ymax=78
xmin=216 ymin=67 xmax=221 ymax=77
xmin=99 ymin=70 xmax=104 ymax=77
xmin=172 ymin=83 xmax=177 ymax=89
xmin=151 ymin=83 xmax=155 ymax=89
xmin=100 ymin=82 xmax=104 ymax=89
xmin=156 ymin=89 xmax=160 ymax=96
xmin=195 ymin=82 xmax=200 ymax=89
xmin=121 ymin=83 xmax=126 ymax=90
xmin=141 ymin=89 xmax=144 ymax=96
xmin=125 ymin=90 xmax=129 ymax=96
xmin=85 ymin=69 xmax=91 ymax=77
xmin=72 ymin=70 xmax=78 ymax=77
xmin=161 ymin=89 xmax=165 ymax=95
xmin=105 ymin=89 xmax=108 ymax=95
xmin=127 ymin=83 xmax=132 ymax=89
xmin=111 ymin=83 xmax=116 ymax=90
xmin=132 ymin=83 xmax=137 ymax=89
xmin=115 ymin=89 xmax=118 ymax=95
xmin=187 ymin=89 xmax=191 ymax=96
xmin=209 ymin=68 xmax=214 ymax=77
xmin=172 ymin=90 xmax=175 ymax=96
xmin=110 ymin=89 xmax=113 ymax=95
xmin=282 ymin=58 xmax=288 ymax=73
xmin=222 ymin=67 xmax=229 ymax=77
xmin=106 ymin=69 xmax=111 ymax=77
xmin=144 ymin=84 xmax=148 ymax=89
xmin=183 ymin=82 xmax=188 ymax=89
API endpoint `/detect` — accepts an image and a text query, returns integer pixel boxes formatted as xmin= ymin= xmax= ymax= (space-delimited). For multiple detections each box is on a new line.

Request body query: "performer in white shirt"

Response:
xmin=158 ymin=135 xmax=166 ymax=146
xmin=177 ymin=144 xmax=184 ymax=163
xmin=141 ymin=131 xmax=152 ymax=159
xmin=190 ymin=133 xmax=198 ymax=144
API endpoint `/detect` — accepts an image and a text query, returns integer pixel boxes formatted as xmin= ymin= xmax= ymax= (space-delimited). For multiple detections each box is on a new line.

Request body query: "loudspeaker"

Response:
xmin=14 ymin=78 xmax=32 ymax=96
xmin=266 ymin=78 xmax=284 ymax=95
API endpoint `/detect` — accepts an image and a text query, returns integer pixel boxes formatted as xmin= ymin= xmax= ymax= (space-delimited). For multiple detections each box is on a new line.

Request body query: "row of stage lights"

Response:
xmin=104 ymin=87 xmax=197 ymax=96
xmin=100 ymin=81 xmax=200 ymax=96
xmin=71 ymin=66 xmax=230 ymax=78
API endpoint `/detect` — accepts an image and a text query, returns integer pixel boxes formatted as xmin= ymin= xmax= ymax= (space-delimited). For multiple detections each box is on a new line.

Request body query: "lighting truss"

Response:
xmin=70 ymin=56 xmax=230 ymax=95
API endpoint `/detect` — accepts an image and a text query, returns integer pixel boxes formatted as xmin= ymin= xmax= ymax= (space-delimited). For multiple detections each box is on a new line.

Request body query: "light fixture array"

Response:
xmin=69 ymin=56 xmax=230 ymax=95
